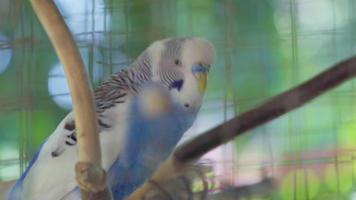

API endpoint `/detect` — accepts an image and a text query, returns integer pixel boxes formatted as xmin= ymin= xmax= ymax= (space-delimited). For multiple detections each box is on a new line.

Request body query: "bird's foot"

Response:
xmin=75 ymin=162 xmax=108 ymax=193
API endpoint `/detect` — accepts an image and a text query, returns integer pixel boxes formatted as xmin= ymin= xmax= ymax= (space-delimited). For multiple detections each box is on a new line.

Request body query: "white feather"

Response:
xmin=20 ymin=95 xmax=132 ymax=200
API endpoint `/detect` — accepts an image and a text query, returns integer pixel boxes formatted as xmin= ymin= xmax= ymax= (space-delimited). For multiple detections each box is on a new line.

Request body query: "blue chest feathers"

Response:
xmin=108 ymin=97 xmax=196 ymax=199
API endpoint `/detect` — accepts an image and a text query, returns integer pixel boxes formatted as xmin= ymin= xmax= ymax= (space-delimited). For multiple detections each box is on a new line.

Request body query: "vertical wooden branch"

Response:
xmin=30 ymin=0 xmax=111 ymax=199
xmin=30 ymin=0 xmax=99 ymax=165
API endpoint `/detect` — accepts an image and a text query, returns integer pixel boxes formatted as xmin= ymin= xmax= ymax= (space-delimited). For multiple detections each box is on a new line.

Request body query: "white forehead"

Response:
xmin=147 ymin=38 xmax=214 ymax=64
xmin=181 ymin=38 xmax=215 ymax=65
xmin=145 ymin=38 xmax=215 ymax=82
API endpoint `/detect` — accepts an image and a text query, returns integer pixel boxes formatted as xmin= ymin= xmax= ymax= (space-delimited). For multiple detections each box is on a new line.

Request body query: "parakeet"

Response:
xmin=8 ymin=37 xmax=215 ymax=200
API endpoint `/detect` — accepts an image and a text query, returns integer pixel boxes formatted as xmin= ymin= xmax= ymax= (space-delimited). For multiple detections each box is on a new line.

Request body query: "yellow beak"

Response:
xmin=195 ymin=73 xmax=208 ymax=94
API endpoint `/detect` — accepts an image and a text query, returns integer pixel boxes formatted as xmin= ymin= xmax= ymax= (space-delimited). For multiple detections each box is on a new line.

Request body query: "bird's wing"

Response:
xmin=10 ymin=67 xmax=146 ymax=200
xmin=15 ymin=98 xmax=131 ymax=200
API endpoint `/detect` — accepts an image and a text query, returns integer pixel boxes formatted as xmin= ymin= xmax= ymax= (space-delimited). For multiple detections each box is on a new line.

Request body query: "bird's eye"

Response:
xmin=174 ymin=59 xmax=181 ymax=66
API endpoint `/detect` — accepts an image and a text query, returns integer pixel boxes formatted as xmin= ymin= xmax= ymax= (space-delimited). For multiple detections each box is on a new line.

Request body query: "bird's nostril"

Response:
xmin=184 ymin=103 xmax=190 ymax=108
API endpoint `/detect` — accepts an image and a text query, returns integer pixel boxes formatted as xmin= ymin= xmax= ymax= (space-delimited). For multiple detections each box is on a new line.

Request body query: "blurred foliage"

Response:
xmin=1 ymin=0 xmax=356 ymax=199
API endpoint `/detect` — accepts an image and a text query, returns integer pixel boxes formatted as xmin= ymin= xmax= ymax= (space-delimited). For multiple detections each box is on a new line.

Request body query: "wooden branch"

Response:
xmin=174 ymin=56 xmax=356 ymax=162
xmin=127 ymin=56 xmax=356 ymax=199
xmin=30 ymin=0 xmax=111 ymax=199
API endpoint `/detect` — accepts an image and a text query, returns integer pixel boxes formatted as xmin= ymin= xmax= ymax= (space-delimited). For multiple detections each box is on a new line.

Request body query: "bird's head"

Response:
xmin=145 ymin=37 xmax=215 ymax=113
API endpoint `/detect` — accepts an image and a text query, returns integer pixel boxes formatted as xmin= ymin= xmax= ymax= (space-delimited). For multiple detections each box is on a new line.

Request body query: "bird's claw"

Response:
xmin=75 ymin=162 xmax=107 ymax=193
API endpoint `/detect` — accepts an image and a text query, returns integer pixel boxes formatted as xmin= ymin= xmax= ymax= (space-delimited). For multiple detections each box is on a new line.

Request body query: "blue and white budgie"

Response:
xmin=9 ymin=37 xmax=215 ymax=200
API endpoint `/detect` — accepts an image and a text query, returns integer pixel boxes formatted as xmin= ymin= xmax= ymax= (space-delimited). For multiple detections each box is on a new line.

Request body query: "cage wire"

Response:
xmin=1 ymin=0 xmax=356 ymax=199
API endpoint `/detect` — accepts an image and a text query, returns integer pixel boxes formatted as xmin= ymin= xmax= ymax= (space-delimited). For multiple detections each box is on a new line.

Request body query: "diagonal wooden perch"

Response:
xmin=127 ymin=56 xmax=356 ymax=199
xmin=175 ymin=56 xmax=356 ymax=162
xmin=30 ymin=0 xmax=112 ymax=199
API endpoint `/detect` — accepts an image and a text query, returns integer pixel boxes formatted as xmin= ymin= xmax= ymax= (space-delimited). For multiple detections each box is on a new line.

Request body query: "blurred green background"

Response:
xmin=1 ymin=0 xmax=356 ymax=199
